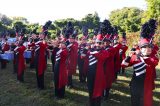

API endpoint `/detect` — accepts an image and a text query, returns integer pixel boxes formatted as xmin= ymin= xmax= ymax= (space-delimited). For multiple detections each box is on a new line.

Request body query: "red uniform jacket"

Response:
xmin=67 ymin=41 xmax=78 ymax=75
xmin=90 ymin=50 xmax=110 ymax=98
xmin=2 ymin=43 xmax=10 ymax=52
xmin=150 ymin=44 xmax=159 ymax=87
xmin=83 ymin=49 xmax=89 ymax=76
xmin=113 ymin=43 xmax=122 ymax=73
xmin=37 ymin=41 xmax=48 ymax=75
xmin=16 ymin=46 xmax=26 ymax=75
xmin=122 ymin=54 xmax=159 ymax=106
xmin=151 ymin=44 xmax=159 ymax=56
xmin=58 ymin=48 xmax=68 ymax=88
xmin=120 ymin=45 xmax=128 ymax=61
xmin=104 ymin=46 xmax=116 ymax=89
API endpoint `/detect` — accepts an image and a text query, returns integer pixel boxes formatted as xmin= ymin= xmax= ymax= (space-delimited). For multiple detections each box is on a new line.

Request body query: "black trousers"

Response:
xmin=29 ymin=58 xmax=35 ymax=69
xmin=130 ymin=76 xmax=145 ymax=106
xmin=13 ymin=61 xmax=17 ymax=73
xmin=36 ymin=72 xmax=44 ymax=89
xmin=78 ymin=57 xmax=86 ymax=82
xmin=103 ymin=88 xmax=110 ymax=99
xmin=115 ymin=71 xmax=118 ymax=79
xmin=89 ymin=96 xmax=101 ymax=106
xmin=121 ymin=67 xmax=125 ymax=74
xmin=14 ymin=53 xmax=19 ymax=73
xmin=54 ymin=61 xmax=66 ymax=98
xmin=68 ymin=75 xmax=73 ymax=87
xmin=25 ymin=58 xmax=30 ymax=64
xmin=80 ymin=73 xmax=86 ymax=83
xmin=54 ymin=68 xmax=65 ymax=98
xmin=55 ymin=86 xmax=65 ymax=98
xmin=87 ymin=65 xmax=101 ymax=106
xmin=51 ymin=53 xmax=56 ymax=73
xmin=30 ymin=62 xmax=35 ymax=69
xmin=1 ymin=59 xmax=7 ymax=69
xmin=17 ymin=71 xmax=24 ymax=82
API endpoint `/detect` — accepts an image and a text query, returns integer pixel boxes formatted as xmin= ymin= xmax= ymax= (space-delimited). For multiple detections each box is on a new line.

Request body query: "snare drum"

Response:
xmin=1 ymin=52 xmax=14 ymax=60
xmin=24 ymin=51 xmax=31 ymax=58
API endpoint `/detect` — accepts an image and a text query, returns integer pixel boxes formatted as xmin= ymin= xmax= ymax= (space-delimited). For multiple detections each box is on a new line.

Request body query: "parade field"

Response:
xmin=0 ymin=0 xmax=160 ymax=106
xmin=0 ymin=62 xmax=159 ymax=106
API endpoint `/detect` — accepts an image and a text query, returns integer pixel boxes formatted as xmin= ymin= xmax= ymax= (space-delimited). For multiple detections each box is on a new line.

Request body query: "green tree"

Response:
xmin=0 ymin=22 xmax=7 ymax=33
xmin=26 ymin=23 xmax=40 ymax=34
xmin=0 ymin=13 xmax=12 ymax=26
xmin=81 ymin=12 xmax=100 ymax=29
xmin=12 ymin=17 xmax=29 ymax=24
xmin=143 ymin=0 xmax=160 ymax=31
xmin=145 ymin=0 xmax=160 ymax=20
xmin=53 ymin=18 xmax=79 ymax=29
xmin=12 ymin=21 xmax=27 ymax=34
xmin=109 ymin=7 xmax=143 ymax=32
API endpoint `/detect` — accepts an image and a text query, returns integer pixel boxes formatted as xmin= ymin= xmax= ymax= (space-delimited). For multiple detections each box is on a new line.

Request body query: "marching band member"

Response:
xmin=103 ymin=34 xmax=116 ymax=99
xmin=121 ymin=21 xmax=159 ymax=106
xmin=78 ymin=27 xmax=88 ymax=83
xmin=148 ymin=19 xmax=159 ymax=88
xmin=14 ymin=40 xmax=26 ymax=82
xmin=54 ymin=39 xmax=68 ymax=99
xmin=78 ymin=36 xmax=87 ymax=83
xmin=35 ymin=34 xmax=48 ymax=89
xmin=67 ymin=33 xmax=78 ymax=88
xmin=59 ymin=22 xmax=77 ymax=88
xmin=34 ymin=21 xmax=51 ymax=89
xmin=80 ymin=42 xmax=91 ymax=84
xmin=119 ymin=32 xmax=128 ymax=74
xmin=87 ymin=34 xmax=111 ymax=106
xmin=112 ymin=27 xmax=122 ymax=79
xmin=51 ymin=39 xmax=60 ymax=73
xmin=51 ymin=30 xmax=61 ymax=73
xmin=28 ymin=37 xmax=36 ymax=68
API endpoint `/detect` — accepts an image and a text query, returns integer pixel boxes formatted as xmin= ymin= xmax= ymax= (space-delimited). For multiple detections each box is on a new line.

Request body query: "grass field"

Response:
xmin=0 ymin=61 xmax=160 ymax=106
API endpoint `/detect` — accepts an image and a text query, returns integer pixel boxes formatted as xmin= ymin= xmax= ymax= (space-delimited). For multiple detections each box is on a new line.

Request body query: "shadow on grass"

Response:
xmin=102 ymin=93 xmax=131 ymax=106
xmin=64 ymin=90 xmax=89 ymax=106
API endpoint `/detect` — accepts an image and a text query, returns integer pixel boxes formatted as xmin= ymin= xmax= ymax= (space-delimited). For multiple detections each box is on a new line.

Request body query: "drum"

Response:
xmin=1 ymin=51 xmax=14 ymax=60
xmin=7 ymin=38 xmax=17 ymax=45
xmin=24 ymin=51 xmax=31 ymax=58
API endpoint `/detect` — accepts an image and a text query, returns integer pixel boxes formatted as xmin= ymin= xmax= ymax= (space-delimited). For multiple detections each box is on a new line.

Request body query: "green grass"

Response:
xmin=0 ymin=62 xmax=160 ymax=106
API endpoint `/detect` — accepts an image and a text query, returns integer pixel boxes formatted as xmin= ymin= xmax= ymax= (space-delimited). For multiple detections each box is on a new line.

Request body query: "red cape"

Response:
xmin=144 ymin=56 xmax=159 ymax=106
xmin=2 ymin=43 xmax=10 ymax=52
xmin=67 ymin=42 xmax=78 ymax=75
xmin=37 ymin=42 xmax=48 ymax=75
xmin=91 ymin=50 xmax=110 ymax=98
xmin=17 ymin=46 xmax=26 ymax=75
xmin=114 ymin=43 xmax=122 ymax=73
xmin=58 ymin=49 xmax=68 ymax=88
xmin=104 ymin=46 xmax=116 ymax=89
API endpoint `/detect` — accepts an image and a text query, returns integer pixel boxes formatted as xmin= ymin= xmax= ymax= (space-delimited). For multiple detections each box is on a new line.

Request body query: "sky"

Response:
xmin=0 ymin=0 xmax=147 ymax=25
